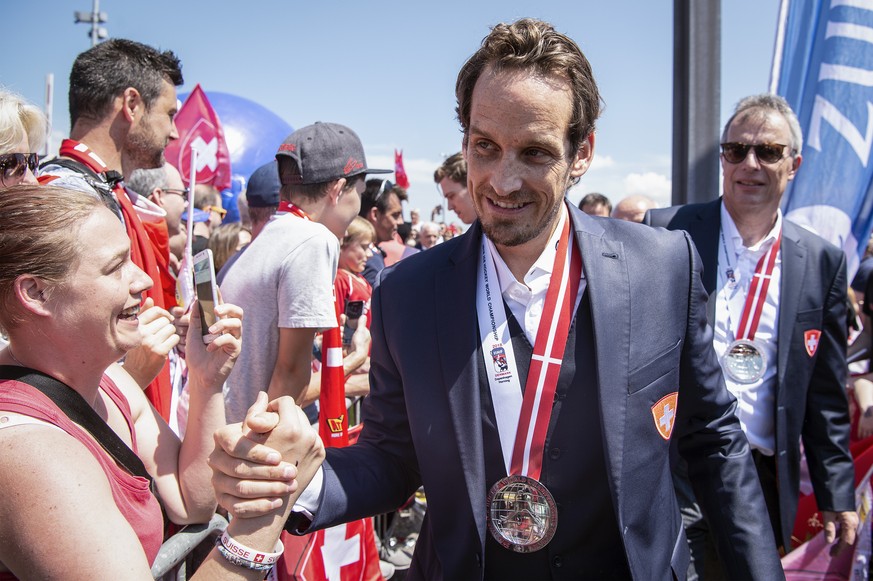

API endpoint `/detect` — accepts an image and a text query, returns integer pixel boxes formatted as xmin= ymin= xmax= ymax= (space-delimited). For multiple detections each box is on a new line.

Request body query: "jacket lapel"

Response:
xmin=570 ymin=207 xmax=629 ymax=510
xmin=679 ymin=200 xmax=721 ymax=323
xmin=436 ymin=223 xmax=487 ymax=546
xmin=777 ymin=222 xmax=806 ymax=387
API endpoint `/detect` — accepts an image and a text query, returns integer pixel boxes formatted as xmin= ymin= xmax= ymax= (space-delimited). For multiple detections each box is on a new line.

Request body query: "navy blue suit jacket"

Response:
xmin=308 ymin=204 xmax=782 ymax=579
xmin=646 ymin=198 xmax=855 ymax=549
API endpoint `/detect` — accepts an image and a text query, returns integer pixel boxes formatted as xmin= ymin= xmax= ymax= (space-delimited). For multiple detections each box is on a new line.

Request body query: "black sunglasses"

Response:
xmin=720 ymin=142 xmax=791 ymax=165
xmin=163 ymin=187 xmax=190 ymax=200
xmin=0 ymin=153 xmax=39 ymax=185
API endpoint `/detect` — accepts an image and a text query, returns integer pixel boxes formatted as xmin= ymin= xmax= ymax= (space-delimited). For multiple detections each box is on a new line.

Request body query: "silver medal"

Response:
xmin=487 ymin=475 xmax=557 ymax=553
xmin=722 ymin=339 xmax=767 ymax=384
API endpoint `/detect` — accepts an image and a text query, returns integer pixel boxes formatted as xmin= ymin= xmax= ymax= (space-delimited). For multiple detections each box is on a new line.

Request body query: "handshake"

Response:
xmin=209 ymin=392 xmax=325 ymax=520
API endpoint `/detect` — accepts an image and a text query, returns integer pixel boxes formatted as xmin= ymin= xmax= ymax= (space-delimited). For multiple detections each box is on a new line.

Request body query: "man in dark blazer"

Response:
xmin=211 ymin=19 xmax=783 ymax=579
xmin=646 ymin=93 xmax=857 ymax=577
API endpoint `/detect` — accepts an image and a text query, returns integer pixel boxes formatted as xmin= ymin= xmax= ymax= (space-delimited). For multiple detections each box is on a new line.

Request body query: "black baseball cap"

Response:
xmin=246 ymin=160 xmax=281 ymax=208
xmin=275 ymin=122 xmax=391 ymax=185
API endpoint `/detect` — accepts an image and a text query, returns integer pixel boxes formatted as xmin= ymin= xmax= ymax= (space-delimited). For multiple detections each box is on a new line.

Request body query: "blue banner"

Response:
xmin=776 ymin=0 xmax=873 ymax=276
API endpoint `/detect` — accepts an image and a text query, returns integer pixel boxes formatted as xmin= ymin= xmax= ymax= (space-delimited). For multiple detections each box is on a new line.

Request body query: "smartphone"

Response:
xmin=192 ymin=249 xmax=219 ymax=344
xmin=342 ymin=300 xmax=365 ymax=346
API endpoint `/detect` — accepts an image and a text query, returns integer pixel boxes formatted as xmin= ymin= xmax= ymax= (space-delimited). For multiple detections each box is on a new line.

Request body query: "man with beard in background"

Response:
xmin=39 ymin=38 xmax=184 ymax=420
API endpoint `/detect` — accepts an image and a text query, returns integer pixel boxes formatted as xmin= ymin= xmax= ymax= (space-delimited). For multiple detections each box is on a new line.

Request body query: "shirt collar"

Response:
xmin=720 ymin=201 xmax=782 ymax=254
xmin=484 ymin=204 xmax=572 ymax=293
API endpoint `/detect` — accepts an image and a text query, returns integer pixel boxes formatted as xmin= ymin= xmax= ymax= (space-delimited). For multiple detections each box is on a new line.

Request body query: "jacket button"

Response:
xmin=552 ymin=555 xmax=563 ymax=568
xmin=549 ymin=448 xmax=561 ymax=460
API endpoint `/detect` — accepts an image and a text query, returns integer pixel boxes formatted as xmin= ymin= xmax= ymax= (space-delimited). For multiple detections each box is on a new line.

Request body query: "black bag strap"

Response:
xmin=0 ymin=366 xmax=153 ymax=485
xmin=38 ymin=157 xmax=123 ymax=217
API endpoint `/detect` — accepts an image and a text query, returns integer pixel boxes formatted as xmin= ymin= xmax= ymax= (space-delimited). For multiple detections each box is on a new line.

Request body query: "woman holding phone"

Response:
xmin=0 ymin=184 xmax=323 ymax=579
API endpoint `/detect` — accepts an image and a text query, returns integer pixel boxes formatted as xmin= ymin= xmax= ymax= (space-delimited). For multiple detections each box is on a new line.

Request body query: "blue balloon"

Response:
xmin=178 ymin=91 xmax=293 ymax=223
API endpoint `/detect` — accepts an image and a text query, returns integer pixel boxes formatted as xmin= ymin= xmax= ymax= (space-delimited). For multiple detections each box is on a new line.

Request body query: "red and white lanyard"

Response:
xmin=60 ymin=139 xmax=111 ymax=171
xmin=278 ymin=200 xmax=311 ymax=221
xmin=477 ymin=208 xmax=582 ymax=479
xmin=731 ymin=229 xmax=782 ymax=341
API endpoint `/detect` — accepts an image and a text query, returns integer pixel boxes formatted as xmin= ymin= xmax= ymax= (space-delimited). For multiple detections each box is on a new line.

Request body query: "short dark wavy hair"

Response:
xmin=455 ymin=18 xmax=602 ymax=154
xmin=69 ymin=38 xmax=183 ymax=126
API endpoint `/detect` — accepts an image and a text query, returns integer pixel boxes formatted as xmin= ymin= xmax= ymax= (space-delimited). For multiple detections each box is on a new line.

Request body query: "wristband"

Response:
xmin=214 ymin=537 xmax=275 ymax=572
xmin=220 ymin=530 xmax=284 ymax=565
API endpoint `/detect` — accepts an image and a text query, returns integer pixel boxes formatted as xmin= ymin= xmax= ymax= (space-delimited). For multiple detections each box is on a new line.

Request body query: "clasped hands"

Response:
xmin=209 ymin=392 xmax=325 ymax=518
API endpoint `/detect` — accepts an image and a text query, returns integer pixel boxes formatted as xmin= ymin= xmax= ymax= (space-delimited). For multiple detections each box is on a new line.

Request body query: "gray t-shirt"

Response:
xmin=220 ymin=213 xmax=339 ymax=422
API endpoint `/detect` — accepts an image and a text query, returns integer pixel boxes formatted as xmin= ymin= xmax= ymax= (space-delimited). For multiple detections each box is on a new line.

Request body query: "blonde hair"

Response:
xmin=208 ymin=222 xmax=250 ymax=273
xmin=0 ymin=88 xmax=47 ymax=154
xmin=342 ymin=216 xmax=375 ymax=248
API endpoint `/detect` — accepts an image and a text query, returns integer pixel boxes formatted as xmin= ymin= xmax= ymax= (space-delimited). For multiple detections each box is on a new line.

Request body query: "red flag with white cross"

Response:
xmin=163 ymin=84 xmax=232 ymax=190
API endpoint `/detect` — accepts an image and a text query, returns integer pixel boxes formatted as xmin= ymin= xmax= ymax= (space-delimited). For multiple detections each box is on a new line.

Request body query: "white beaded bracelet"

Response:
xmin=220 ymin=530 xmax=284 ymax=566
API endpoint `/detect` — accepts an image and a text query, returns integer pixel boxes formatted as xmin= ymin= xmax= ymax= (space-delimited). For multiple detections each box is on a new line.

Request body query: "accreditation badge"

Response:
xmin=722 ymin=339 xmax=767 ymax=384
xmin=487 ymin=475 xmax=558 ymax=553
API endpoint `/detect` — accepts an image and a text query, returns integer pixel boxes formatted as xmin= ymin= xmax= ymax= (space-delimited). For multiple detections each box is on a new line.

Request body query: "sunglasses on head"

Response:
xmin=720 ymin=142 xmax=791 ymax=165
xmin=0 ymin=153 xmax=39 ymax=185
xmin=377 ymin=179 xmax=394 ymax=198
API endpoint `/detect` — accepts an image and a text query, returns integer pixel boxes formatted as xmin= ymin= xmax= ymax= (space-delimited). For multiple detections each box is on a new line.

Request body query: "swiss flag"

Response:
xmin=394 ymin=149 xmax=410 ymax=189
xmin=164 ymin=84 xmax=232 ymax=190
xmin=276 ymin=521 xmax=382 ymax=581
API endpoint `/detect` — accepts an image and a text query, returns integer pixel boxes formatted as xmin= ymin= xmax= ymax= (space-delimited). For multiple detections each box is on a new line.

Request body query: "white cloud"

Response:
xmin=573 ymin=150 xmax=673 ymax=209
xmin=623 ymin=172 xmax=672 ymax=207
xmin=590 ymin=153 xmax=616 ymax=169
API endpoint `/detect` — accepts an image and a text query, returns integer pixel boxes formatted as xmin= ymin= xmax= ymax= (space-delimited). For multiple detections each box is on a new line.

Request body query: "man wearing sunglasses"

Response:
xmin=646 ymin=93 xmax=857 ymax=577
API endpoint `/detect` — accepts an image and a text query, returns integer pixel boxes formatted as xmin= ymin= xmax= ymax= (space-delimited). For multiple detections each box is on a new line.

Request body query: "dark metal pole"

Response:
xmin=672 ymin=0 xmax=721 ymax=205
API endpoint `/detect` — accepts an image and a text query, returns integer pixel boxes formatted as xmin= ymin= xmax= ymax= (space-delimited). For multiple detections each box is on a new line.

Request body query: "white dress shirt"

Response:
xmin=713 ymin=204 xmax=782 ymax=455
xmin=485 ymin=208 xmax=586 ymax=346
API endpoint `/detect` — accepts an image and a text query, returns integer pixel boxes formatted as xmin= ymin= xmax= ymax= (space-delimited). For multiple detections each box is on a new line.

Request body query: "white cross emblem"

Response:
xmin=531 ymin=353 xmax=563 ymax=367
xmin=320 ymin=524 xmax=360 ymax=581
xmin=807 ymin=334 xmax=818 ymax=353
xmin=191 ymin=135 xmax=218 ymax=172
xmin=659 ymin=403 xmax=675 ymax=433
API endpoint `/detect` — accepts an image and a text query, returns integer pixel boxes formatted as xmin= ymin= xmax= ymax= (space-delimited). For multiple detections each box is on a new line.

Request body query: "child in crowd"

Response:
xmin=335 ymin=217 xmax=376 ymax=350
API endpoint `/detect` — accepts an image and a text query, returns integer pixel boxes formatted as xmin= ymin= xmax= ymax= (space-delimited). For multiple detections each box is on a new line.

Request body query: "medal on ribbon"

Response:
xmin=477 ymin=207 xmax=582 ymax=553
xmin=722 ymin=229 xmax=781 ymax=384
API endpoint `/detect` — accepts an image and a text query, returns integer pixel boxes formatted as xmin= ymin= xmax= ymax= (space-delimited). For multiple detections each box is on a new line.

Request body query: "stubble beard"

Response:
xmin=479 ymin=190 xmax=564 ymax=248
xmin=126 ymin=122 xmax=165 ymax=172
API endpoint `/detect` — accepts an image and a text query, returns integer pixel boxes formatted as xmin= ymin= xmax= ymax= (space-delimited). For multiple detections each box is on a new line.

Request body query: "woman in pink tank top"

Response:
xmin=0 ymin=184 xmax=322 ymax=580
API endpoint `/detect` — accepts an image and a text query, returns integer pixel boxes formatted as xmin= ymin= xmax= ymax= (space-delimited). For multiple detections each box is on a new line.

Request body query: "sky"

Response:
xmin=3 ymin=0 xmax=780 ymax=223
